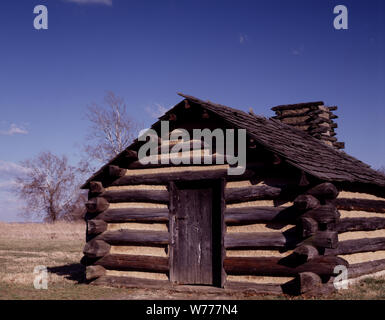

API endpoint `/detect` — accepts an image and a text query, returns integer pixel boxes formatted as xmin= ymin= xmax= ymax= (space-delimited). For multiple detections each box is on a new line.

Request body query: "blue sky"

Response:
xmin=0 ymin=0 xmax=384 ymax=221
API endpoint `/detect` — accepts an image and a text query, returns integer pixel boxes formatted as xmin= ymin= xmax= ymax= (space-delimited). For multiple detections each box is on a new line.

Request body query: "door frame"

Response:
xmin=168 ymin=178 xmax=226 ymax=287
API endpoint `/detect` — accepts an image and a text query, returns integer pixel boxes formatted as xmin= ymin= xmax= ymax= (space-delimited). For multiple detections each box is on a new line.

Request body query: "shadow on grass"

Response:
xmin=48 ymin=263 xmax=86 ymax=283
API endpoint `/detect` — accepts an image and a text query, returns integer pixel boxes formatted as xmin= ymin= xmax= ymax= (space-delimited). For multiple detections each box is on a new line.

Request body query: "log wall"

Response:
xmin=82 ymin=148 xmax=385 ymax=295
xmin=331 ymin=190 xmax=385 ymax=279
xmin=83 ymin=162 xmax=246 ymax=284
xmin=222 ymin=181 xmax=348 ymax=295
xmin=224 ymin=180 xmax=297 ymax=287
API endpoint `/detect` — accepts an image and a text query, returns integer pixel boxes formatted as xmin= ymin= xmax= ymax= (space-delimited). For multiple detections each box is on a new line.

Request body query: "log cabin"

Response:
xmin=80 ymin=93 xmax=385 ymax=296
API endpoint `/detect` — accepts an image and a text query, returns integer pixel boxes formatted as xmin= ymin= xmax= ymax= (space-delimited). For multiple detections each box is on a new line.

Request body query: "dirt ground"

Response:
xmin=0 ymin=221 xmax=384 ymax=300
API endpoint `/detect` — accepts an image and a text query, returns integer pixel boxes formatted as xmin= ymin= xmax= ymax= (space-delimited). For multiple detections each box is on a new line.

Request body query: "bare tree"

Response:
xmin=14 ymin=151 xmax=86 ymax=222
xmin=83 ymin=91 xmax=138 ymax=166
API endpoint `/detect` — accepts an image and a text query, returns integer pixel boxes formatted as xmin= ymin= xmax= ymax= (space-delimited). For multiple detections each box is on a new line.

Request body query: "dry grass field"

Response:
xmin=0 ymin=222 xmax=384 ymax=300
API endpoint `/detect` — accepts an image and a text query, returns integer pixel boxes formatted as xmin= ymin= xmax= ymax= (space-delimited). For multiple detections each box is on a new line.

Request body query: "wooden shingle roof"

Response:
xmin=176 ymin=93 xmax=385 ymax=187
xmin=81 ymin=93 xmax=385 ymax=190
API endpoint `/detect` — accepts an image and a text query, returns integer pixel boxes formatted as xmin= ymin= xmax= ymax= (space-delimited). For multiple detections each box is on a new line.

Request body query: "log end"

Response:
xmin=107 ymin=165 xmax=127 ymax=178
xmin=87 ymin=219 xmax=107 ymax=235
xmin=86 ymin=265 xmax=106 ymax=281
xmin=294 ymin=195 xmax=320 ymax=211
xmin=306 ymin=182 xmax=339 ymax=200
xmin=89 ymin=181 xmax=105 ymax=194
xmin=83 ymin=240 xmax=111 ymax=258
xmin=85 ymin=197 xmax=110 ymax=214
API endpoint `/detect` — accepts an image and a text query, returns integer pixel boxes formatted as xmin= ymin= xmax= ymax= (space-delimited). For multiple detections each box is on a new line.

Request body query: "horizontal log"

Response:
xmin=224 ymin=256 xmax=348 ymax=277
xmin=324 ymin=237 xmax=385 ymax=256
xmin=86 ymin=265 xmax=106 ymax=281
xmin=337 ymin=217 xmax=385 ymax=232
xmin=98 ymin=229 xmax=169 ymax=246
xmin=348 ymin=258 xmax=385 ymax=278
xmin=101 ymin=189 xmax=169 ymax=204
xmin=157 ymin=140 xmax=207 ymax=153
xmin=95 ymin=254 xmax=169 ymax=273
xmin=302 ymin=205 xmax=340 ymax=224
xmin=92 ymin=275 xmax=170 ymax=289
xmin=126 ymin=154 xmax=235 ymax=169
xmin=111 ymin=168 xmax=230 ymax=185
xmin=87 ymin=219 xmax=107 ymax=235
xmin=335 ymin=198 xmax=385 ymax=213
xmin=224 ymin=206 xmax=298 ymax=224
xmin=96 ymin=207 xmax=169 ymax=223
xmin=224 ymin=281 xmax=283 ymax=295
xmin=83 ymin=240 xmax=111 ymax=258
xmin=225 ymin=231 xmax=297 ymax=249
xmin=86 ymin=197 xmax=110 ymax=214
xmin=293 ymin=195 xmax=320 ymax=211
xmin=300 ymin=231 xmax=338 ymax=249
xmin=225 ymin=185 xmax=282 ymax=204
xmin=306 ymin=183 xmax=339 ymax=200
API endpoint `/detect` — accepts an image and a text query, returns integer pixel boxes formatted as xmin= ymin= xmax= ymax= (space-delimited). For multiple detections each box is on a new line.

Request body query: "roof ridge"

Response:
xmin=178 ymin=92 xmax=266 ymax=120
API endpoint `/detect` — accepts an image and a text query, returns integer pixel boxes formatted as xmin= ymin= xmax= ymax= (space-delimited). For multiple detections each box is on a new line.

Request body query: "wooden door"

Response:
xmin=169 ymin=180 xmax=224 ymax=286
